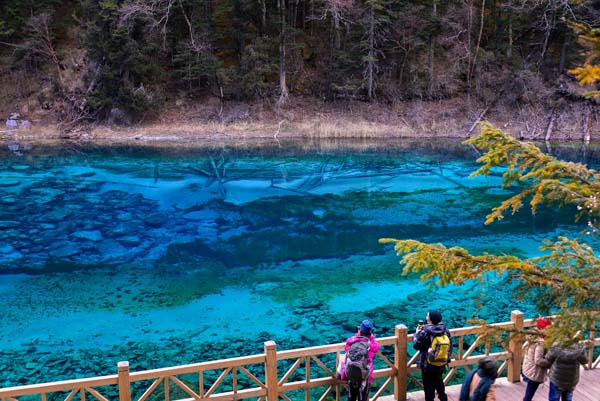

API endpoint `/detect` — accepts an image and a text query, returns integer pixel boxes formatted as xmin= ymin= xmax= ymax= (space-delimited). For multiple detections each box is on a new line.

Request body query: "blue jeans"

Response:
xmin=549 ymin=381 xmax=573 ymax=401
xmin=522 ymin=374 xmax=541 ymax=401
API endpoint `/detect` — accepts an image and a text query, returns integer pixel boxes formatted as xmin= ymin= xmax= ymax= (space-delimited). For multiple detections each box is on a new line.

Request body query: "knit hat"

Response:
xmin=536 ymin=317 xmax=552 ymax=330
xmin=478 ymin=357 xmax=498 ymax=378
xmin=359 ymin=320 xmax=374 ymax=335
xmin=428 ymin=310 xmax=442 ymax=325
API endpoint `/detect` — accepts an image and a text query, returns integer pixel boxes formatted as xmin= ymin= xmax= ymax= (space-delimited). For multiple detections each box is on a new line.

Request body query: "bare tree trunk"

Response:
xmin=27 ymin=14 xmax=63 ymax=85
xmin=469 ymin=0 xmax=486 ymax=90
xmin=367 ymin=2 xmax=375 ymax=100
xmin=507 ymin=0 xmax=512 ymax=58
xmin=559 ymin=33 xmax=569 ymax=73
xmin=293 ymin=0 xmax=299 ymax=29
xmin=492 ymin=0 xmax=499 ymax=55
xmin=334 ymin=12 xmax=341 ymax=49
xmin=428 ymin=0 xmax=437 ymax=99
xmin=545 ymin=108 xmax=558 ymax=142
xmin=539 ymin=11 xmax=554 ymax=64
xmin=205 ymin=0 xmax=212 ymax=20
xmin=179 ymin=0 xmax=197 ymax=49
xmin=583 ymin=105 xmax=591 ymax=143
xmin=260 ymin=0 xmax=267 ymax=35
xmin=327 ymin=17 xmax=334 ymax=100
xmin=302 ymin=0 xmax=307 ymax=30
xmin=466 ymin=0 xmax=473 ymax=93
xmin=310 ymin=0 xmax=314 ymax=36
xmin=278 ymin=0 xmax=289 ymax=106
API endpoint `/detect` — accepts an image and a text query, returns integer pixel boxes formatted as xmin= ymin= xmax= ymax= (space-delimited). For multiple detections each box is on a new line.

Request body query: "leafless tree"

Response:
xmin=311 ymin=0 xmax=357 ymax=49
xmin=277 ymin=0 xmax=290 ymax=106
xmin=361 ymin=0 xmax=388 ymax=100
xmin=119 ymin=1 xmax=155 ymax=29
xmin=24 ymin=13 xmax=63 ymax=84
xmin=119 ymin=0 xmax=176 ymax=49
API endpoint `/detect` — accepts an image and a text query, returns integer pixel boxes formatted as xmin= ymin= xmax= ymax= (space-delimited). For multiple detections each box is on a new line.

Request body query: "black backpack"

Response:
xmin=345 ymin=339 xmax=370 ymax=383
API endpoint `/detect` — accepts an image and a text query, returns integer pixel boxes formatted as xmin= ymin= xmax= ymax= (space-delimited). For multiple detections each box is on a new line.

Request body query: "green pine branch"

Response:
xmin=380 ymin=124 xmax=600 ymax=345
xmin=465 ymin=122 xmax=600 ymax=225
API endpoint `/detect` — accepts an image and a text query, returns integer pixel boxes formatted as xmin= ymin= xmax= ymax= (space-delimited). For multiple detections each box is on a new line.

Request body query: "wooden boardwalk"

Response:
xmin=380 ymin=368 xmax=600 ymax=401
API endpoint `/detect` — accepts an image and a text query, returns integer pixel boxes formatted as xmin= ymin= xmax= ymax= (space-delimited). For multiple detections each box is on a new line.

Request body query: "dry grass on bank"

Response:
xmin=1 ymin=96 xmax=597 ymax=144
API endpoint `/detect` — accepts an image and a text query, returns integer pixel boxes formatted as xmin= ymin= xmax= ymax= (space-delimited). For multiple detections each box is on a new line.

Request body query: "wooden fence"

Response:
xmin=1 ymin=311 xmax=599 ymax=401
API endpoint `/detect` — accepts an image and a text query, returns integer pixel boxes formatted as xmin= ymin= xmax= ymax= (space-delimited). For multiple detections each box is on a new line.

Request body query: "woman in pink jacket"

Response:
xmin=341 ymin=320 xmax=381 ymax=401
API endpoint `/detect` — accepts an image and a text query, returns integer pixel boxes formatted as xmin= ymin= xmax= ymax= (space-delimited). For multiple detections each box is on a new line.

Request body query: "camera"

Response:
xmin=416 ymin=320 xmax=424 ymax=332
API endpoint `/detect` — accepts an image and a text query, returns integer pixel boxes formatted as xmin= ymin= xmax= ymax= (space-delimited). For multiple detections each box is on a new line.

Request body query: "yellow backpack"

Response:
xmin=427 ymin=334 xmax=450 ymax=366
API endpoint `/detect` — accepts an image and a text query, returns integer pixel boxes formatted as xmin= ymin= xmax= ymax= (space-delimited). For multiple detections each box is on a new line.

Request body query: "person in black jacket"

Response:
xmin=413 ymin=310 xmax=453 ymax=401
xmin=538 ymin=343 xmax=588 ymax=401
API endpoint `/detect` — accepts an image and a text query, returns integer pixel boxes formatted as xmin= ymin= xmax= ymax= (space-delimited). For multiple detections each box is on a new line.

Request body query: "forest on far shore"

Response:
xmin=0 ymin=0 xmax=599 ymax=135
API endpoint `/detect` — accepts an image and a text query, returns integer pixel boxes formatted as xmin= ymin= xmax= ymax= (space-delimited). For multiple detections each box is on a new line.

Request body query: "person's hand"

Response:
xmin=416 ymin=320 xmax=424 ymax=333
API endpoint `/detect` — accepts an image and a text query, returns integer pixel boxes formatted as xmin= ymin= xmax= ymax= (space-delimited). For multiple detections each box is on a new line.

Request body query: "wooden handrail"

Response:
xmin=129 ymin=355 xmax=266 ymax=382
xmin=0 ymin=375 xmax=119 ymax=397
xmin=1 ymin=311 xmax=599 ymax=401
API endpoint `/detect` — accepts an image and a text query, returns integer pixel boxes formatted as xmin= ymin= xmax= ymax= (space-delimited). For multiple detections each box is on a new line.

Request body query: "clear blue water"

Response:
xmin=1 ymin=138 xmax=598 ymax=388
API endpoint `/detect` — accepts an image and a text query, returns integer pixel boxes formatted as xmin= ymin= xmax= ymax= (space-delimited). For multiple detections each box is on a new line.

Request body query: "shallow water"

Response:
xmin=1 ymin=138 xmax=598 ymax=387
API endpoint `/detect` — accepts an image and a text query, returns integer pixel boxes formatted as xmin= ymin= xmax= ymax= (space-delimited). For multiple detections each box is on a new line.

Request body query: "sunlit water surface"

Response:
xmin=1 ymin=138 xmax=599 ymax=387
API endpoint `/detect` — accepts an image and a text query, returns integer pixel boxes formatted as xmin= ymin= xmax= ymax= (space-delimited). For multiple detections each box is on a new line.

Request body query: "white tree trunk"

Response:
xmin=278 ymin=0 xmax=289 ymax=105
xmin=367 ymin=2 xmax=375 ymax=100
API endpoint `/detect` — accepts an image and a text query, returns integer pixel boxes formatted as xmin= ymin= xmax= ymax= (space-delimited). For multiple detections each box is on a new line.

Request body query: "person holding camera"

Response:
xmin=413 ymin=310 xmax=453 ymax=401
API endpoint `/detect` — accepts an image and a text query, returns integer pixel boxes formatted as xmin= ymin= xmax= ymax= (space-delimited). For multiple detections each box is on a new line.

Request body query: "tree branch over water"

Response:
xmin=380 ymin=123 xmax=600 ymax=345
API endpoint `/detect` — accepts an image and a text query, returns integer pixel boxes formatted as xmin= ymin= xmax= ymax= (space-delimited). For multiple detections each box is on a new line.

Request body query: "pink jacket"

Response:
xmin=342 ymin=334 xmax=380 ymax=383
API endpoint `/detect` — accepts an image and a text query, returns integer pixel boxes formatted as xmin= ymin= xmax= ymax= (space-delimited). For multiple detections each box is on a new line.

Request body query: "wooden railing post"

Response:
xmin=264 ymin=341 xmax=279 ymax=401
xmin=508 ymin=310 xmax=524 ymax=382
xmin=394 ymin=324 xmax=408 ymax=401
xmin=588 ymin=326 xmax=595 ymax=370
xmin=118 ymin=361 xmax=131 ymax=401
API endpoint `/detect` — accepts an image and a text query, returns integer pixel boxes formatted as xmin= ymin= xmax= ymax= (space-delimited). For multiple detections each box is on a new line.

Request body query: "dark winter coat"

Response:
xmin=459 ymin=369 xmax=496 ymax=401
xmin=538 ymin=344 xmax=588 ymax=391
xmin=412 ymin=322 xmax=453 ymax=371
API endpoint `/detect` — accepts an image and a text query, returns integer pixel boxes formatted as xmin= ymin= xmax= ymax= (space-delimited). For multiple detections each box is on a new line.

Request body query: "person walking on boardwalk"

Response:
xmin=413 ymin=310 xmax=453 ymax=401
xmin=538 ymin=340 xmax=588 ymax=401
xmin=340 ymin=319 xmax=380 ymax=401
xmin=459 ymin=356 xmax=499 ymax=401
xmin=521 ymin=316 xmax=552 ymax=401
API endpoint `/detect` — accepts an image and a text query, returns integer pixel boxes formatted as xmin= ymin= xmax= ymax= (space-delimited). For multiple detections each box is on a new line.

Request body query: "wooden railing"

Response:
xmin=1 ymin=311 xmax=599 ymax=401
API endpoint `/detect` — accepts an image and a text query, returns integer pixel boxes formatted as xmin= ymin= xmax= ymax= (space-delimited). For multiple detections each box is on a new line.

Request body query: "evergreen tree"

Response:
xmin=568 ymin=22 xmax=600 ymax=97
xmin=380 ymin=123 xmax=600 ymax=345
xmin=170 ymin=0 xmax=221 ymax=96
xmin=0 ymin=0 xmax=63 ymax=43
xmin=360 ymin=0 xmax=390 ymax=100
xmin=81 ymin=0 xmax=161 ymax=121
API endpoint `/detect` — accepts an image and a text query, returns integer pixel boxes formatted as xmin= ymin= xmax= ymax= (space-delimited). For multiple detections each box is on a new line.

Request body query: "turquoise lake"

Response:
xmin=1 ymin=138 xmax=599 ymax=388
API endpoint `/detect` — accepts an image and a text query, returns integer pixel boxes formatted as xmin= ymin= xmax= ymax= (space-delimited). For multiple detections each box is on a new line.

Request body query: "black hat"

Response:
xmin=428 ymin=310 xmax=442 ymax=325
xmin=478 ymin=357 xmax=498 ymax=378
